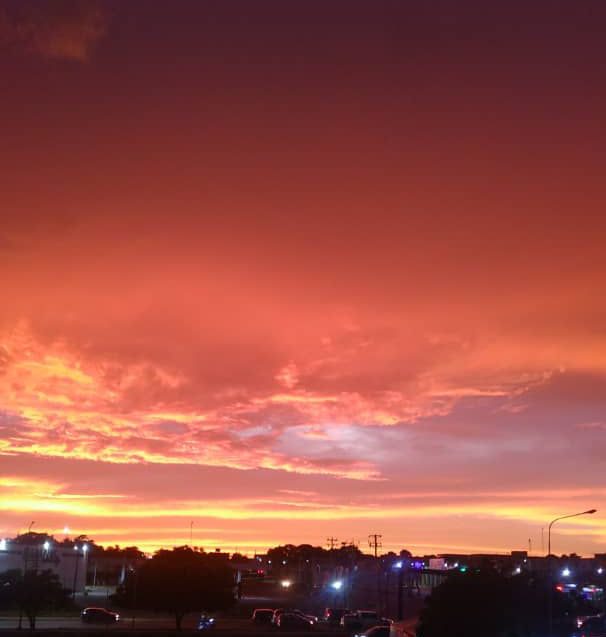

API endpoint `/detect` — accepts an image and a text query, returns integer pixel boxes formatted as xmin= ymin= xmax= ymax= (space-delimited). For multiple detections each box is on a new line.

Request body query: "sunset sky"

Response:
xmin=1 ymin=0 xmax=606 ymax=556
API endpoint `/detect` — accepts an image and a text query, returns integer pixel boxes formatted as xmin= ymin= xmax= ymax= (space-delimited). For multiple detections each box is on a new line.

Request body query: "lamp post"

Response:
xmin=72 ymin=544 xmax=88 ymax=600
xmin=547 ymin=509 xmax=597 ymax=636
xmin=394 ymin=561 xmax=404 ymax=620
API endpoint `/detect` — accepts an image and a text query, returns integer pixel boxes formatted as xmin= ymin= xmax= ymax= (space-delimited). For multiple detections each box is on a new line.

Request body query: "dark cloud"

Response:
xmin=0 ymin=0 xmax=108 ymax=61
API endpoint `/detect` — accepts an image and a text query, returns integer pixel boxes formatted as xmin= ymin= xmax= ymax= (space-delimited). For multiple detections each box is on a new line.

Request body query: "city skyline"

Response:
xmin=1 ymin=1 xmax=606 ymax=556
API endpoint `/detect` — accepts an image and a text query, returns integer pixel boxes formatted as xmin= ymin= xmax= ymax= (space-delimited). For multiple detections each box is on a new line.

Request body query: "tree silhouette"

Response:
xmin=118 ymin=547 xmax=235 ymax=631
xmin=1 ymin=569 xmax=68 ymax=631
xmin=417 ymin=569 xmax=590 ymax=637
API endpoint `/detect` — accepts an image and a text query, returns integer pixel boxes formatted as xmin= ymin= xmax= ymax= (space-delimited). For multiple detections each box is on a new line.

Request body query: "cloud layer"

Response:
xmin=2 ymin=1 xmax=606 ymax=555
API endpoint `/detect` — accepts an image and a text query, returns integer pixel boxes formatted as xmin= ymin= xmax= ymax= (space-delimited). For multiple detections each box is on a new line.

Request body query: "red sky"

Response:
xmin=1 ymin=0 xmax=606 ymax=555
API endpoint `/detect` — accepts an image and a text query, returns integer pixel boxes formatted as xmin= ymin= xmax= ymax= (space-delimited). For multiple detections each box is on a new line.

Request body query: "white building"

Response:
xmin=0 ymin=537 xmax=87 ymax=593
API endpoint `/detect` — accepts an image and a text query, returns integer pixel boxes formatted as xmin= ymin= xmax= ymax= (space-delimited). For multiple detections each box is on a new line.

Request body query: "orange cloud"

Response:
xmin=0 ymin=0 xmax=108 ymax=61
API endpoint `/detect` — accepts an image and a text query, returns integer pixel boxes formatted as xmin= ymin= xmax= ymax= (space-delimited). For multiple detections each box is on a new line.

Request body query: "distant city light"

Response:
xmin=514 ymin=567 xmax=521 ymax=574
xmin=331 ymin=580 xmax=343 ymax=590
xmin=459 ymin=566 xmax=468 ymax=573
xmin=562 ymin=567 xmax=571 ymax=577
xmin=280 ymin=579 xmax=292 ymax=588
xmin=82 ymin=544 xmax=88 ymax=553
xmin=0 ymin=539 xmax=6 ymax=551
xmin=43 ymin=541 xmax=50 ymax=551
xmin=598 ymin=568 xmax=604 ymax=575
xmin=394 ymin=561 xmax=403 ymax=569
xmin=74 ymin=545 xmax=79 ymax=551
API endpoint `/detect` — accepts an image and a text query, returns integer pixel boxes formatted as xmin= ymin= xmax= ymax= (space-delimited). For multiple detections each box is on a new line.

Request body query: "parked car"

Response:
xmin=81 ymin=607 xmax=120 ymax=624
xmin=341 ymin=611 xmax=390 ymax=632
xmin=197 ymin=614 xmax=216 ymax=630
xmin=354 ymin=626 xmax=391 ymax=637
xmin=273 ymin=608 xmax=315 ymax=625
xmin=573 ymin=616 xmax=606 ymax=637
xmin=272 ymin=609 xmax=291 ymax=624
xmin=323 ymin=608 xmax=351 ymax=625
xmin=276 ymin=612 xmax=315 ymax=630
xmin=271 ymin=608 xmax=305 ymax=624
xmin=252 ymin=608 xmax=275 ymax=624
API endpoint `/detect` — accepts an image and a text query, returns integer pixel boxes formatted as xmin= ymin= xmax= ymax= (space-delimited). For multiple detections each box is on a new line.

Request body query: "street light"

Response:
xmin=547 ymin=509 xmax=597 ymax=637
xmin=331 ymin=580 xmax=343 ymax=590
xmin=547 ymin=509 xmax=596 ymax=557
xmin=72 ymin=544 xmax=88 ymax=599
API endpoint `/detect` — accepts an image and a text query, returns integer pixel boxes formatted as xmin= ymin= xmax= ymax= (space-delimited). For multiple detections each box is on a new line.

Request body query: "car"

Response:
xmin=276 ymin=612 xmax=315 ymax=630
xmin=272 ymin=608 xmax=290 ymax=624
xmin=81 ymin=607 xmax=120 ymax=624
xmin=273 ymin=608 xmax=301 ymax=624
xmin=354 ymin=626 xmax=391 ymax=637
xmin=578 ymin=615 xmax=604 ymax=629
xmin=252 ymin=608 xmax=275 ymax=623
xmin=573 ymin=616 xmax=606 ymax=637
xmin=197 ymin=614 xmax=216 ymax=630
xmin=342 ymin=612 xmax=360 ymax=631
xmin=341 ymin=611 xmax=390 ymax=632
xmin=273 ymin=608 xmax=317 ymax=625
xmin=323 ymin=608 xmax=351 ymax=624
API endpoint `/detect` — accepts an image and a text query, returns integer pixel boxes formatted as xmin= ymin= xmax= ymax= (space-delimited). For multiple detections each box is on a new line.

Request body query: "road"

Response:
xmin=0 ymin=615 xmax=354 ymax=632
xmin=0 ymin=615 xmax=260 ymax=630
xmin=0 ymin=616 xmax=417 ymax=635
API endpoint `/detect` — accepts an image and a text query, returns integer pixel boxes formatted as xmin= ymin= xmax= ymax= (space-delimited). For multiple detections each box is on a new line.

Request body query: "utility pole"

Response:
xmin=369 ymin=534 xmax=383 ymax=614
xmin=368 ymin=534 xmax=382 ymax=558
xmin=190 ymin=521 xmax=194 ymax=547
